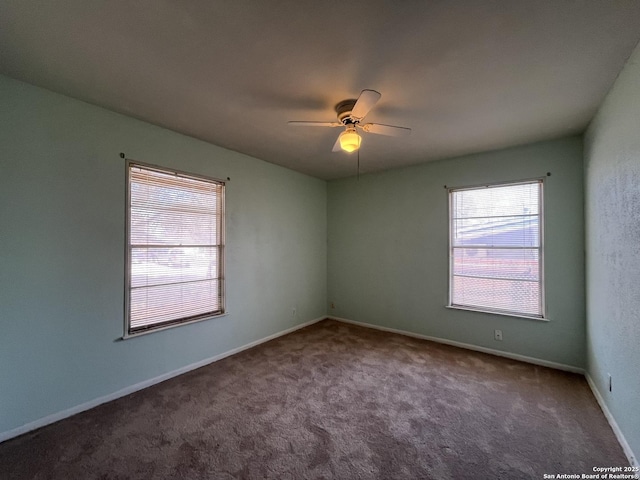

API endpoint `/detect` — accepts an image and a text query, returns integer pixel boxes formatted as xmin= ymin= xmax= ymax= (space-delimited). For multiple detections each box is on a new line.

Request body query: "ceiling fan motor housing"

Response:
xmin=335 ymin=99 xmax=358 ymax=125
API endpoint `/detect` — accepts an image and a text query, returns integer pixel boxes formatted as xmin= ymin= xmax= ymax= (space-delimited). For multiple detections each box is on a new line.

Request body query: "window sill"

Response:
xmin=445 ymin=305 xmax=548 ymax=322
xmin=121 ymin=312 xmax=230 ymax=340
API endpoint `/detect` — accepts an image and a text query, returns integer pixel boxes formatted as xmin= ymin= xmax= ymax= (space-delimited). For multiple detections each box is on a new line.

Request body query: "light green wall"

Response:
xmin=328 ymin=137 xmax=585 ymax=367
xmin=0 ymin=75 xmax=327 ymax=435
xmin=585 ymin=43 xmax=640 ymax=463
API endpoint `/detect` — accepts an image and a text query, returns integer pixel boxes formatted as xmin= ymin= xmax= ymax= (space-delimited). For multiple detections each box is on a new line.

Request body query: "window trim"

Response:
xmin=124 ymin=159 xmax=226 ymax=338
xmin=447 ymin=178 xmax=546 ymax=320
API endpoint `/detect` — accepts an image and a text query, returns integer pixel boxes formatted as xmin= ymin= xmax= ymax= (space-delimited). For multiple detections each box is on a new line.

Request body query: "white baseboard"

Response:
xmin=585 ymin=374 xmax=638 ymax=468
xmin=328 ymin=316 xmax=584 ymax=374
xmin=0 ymin=316 xmax=324 ymax=444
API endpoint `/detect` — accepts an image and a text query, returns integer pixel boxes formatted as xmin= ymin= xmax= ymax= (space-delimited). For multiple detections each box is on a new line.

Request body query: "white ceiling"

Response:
xmin=2 ymin=1 xmax=640 ymax=180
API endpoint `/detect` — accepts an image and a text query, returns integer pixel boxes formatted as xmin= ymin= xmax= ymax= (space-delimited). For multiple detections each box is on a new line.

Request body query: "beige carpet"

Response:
xmin=0 ymin=319 xmax=627 ymax=479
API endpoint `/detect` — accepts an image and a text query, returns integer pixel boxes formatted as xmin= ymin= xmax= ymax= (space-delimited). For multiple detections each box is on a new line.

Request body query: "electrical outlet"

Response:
xmin=494 ymin=329 xmax=503 ymax=341
xmin=330 ymin=302 xmax=335 ymax=309
xmin=292 ymin=307 xmax=296 ymax=319
xmin=608 ymin=373 xmax=612 ymax=392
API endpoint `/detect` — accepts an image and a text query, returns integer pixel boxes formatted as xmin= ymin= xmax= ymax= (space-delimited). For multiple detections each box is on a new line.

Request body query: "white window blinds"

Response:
xmin=127 ymin=163 xmax=225 ymax=334
xmin=449 ymin=180 xmax=543 ymax=318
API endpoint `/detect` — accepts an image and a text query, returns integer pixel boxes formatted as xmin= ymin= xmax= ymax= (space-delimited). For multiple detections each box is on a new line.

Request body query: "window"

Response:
xmin=126 ymin=162 xmax=225 ymax=335
xmin=448 ymin=180 xmax=544 ymax=319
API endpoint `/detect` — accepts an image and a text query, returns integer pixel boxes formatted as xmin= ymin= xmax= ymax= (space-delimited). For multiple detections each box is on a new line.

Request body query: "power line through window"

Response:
xmin=448 ymin=180 xmax=544 ymax=319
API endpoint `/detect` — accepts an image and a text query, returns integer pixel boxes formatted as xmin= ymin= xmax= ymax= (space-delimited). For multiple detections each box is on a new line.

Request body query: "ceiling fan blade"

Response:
xmin=332 ymin=134 xmax=342 ymax=152
xmin=288 ymin=121 xmax=342 ymax=127
xmin=361 ymin=123 xmax=411 ymax=137
xmin=350 ymin=89 xmax=381 ymax=120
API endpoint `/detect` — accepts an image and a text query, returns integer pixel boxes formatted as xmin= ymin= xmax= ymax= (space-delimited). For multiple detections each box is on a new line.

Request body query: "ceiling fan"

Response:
xmin=288 ymin=89 xmax=411 ymax=153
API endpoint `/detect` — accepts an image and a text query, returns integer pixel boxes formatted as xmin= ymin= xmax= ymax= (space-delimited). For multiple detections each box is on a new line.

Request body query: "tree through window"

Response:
xmin=126 ymin=162 xmax=225 ymax=335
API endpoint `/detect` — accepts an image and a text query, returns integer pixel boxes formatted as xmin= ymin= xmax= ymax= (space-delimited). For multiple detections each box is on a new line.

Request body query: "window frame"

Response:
xmin=447 ymin=178 xmax=546 ymax=321
xmin=124 ymin=160 xmax=226 ymax=338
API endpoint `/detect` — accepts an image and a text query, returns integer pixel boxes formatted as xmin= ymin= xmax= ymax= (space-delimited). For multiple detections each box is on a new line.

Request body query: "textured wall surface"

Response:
xmin=328 ymin=137 xmax=585 ymax=368
xmin=0 ymin=75 xmax=327 ymax=435
xmin=584 ymin=43 xmax=640 ymax=464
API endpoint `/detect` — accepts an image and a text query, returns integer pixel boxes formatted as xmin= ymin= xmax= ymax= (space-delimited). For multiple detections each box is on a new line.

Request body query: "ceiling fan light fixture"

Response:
xmin=288 ymin=89 xmax=410 ymax=154
xmin=339 ymin=129 xmax=361 ymax=153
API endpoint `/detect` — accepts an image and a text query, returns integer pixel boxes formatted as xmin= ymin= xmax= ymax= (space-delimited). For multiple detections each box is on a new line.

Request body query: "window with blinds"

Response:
xmin=449 ymin=180 xmax=544 ymax=318
xmin=126 ymin=162 xmax=225 ymax=335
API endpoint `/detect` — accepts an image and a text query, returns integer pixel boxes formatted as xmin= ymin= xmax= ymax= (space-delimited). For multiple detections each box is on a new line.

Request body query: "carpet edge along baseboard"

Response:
xmin=0 ymin=316 xmax=326 ymax=444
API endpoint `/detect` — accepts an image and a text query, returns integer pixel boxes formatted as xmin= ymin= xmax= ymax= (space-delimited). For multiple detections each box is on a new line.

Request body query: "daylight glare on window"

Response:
xmin=449 ymin=181 xmax=543 ymax=318
xmin=127 ymin=164 xmax=225 ymax=334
